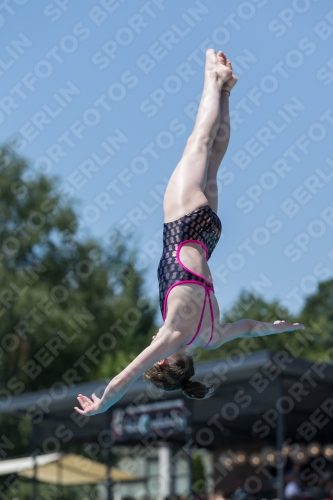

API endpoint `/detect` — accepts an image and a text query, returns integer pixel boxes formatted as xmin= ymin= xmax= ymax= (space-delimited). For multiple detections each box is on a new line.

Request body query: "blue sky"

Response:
xmin=1 ymin=0 xmax=333 ymax=320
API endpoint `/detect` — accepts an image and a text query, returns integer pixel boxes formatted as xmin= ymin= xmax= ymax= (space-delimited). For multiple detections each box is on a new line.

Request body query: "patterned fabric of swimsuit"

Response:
xmin=157 ymin=204 xmax=222 ymax=317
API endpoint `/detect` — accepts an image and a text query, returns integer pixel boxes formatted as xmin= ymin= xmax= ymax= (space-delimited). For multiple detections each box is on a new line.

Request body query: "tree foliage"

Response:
xmin=298 ymin=279 xmax=333 ymax=362
xmin=0 ymin=146 xmax=157 ymax=395
xmin=192 ymin=452 xmax=207 ymax=497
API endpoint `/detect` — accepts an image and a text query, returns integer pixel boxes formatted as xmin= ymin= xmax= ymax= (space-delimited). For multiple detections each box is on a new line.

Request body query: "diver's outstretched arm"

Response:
xmin=212 ymin=319 xmax=305 ymax=348
xmin=74 ymin=327 xmax=183 ymax=416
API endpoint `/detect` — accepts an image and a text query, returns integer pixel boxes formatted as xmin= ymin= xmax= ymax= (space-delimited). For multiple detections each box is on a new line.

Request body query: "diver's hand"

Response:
xmin=253 ymin=319 xmax=305 ymax=335
xmin=272 ymin=320 xmax=305 ymax=332
xmin=74 ymin=393 xmax=103 ymax=416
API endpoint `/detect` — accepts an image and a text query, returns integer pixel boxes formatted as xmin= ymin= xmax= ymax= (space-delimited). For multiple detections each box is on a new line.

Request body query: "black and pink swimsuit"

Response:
xmin=157 ymin=204 xmax=222 ymax=347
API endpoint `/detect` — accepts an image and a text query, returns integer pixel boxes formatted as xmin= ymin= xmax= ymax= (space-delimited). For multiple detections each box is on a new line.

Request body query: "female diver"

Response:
xmin=75 ymin=49 xmax=304 ymax=416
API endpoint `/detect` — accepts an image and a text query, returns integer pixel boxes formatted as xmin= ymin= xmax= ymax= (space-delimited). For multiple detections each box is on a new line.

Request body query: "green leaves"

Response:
xmin=0 ymin=146 xmax=156 ymax=393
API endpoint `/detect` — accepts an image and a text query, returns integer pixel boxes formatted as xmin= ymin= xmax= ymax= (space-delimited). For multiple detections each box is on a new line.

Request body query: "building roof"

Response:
xmin=1 ymin=350 xmax=333 ymax=447
xmin=1 ymin=349 xmax=333 ymax=415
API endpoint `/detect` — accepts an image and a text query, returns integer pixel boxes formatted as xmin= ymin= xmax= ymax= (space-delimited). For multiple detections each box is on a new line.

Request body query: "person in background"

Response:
xmin=233 ymin=477 xmax=249 ymax=500
xmin=284 ymin=473 xmax=305 ymax=500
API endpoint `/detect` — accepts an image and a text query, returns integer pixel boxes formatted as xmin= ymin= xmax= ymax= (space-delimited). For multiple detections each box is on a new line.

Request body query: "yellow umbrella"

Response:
xmin=19 ymin=453 xmax=139 ymax=486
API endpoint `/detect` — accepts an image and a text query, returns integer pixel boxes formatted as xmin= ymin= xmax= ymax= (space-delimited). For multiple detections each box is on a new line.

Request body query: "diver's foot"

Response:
xmin=219 ymin=55 xmax=237 ymax=92
xmin=205 ymin=48 xmax=232 ymax=87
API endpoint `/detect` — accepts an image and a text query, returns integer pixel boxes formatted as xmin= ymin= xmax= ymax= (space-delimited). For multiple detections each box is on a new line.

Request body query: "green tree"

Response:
xmin=298 ymin=278 xmax=333 ymax=362
xmin=0 ymin=146 xmax=158 ymax=498
xmin=192 ymin=452 xmax=207 ymax=498
xmin=0 ymin=146 xmax=157 ymax=395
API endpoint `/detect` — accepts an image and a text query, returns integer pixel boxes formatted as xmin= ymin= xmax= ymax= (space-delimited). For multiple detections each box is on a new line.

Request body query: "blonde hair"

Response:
xmin=143 ymin=354 xmax=215 ymax=400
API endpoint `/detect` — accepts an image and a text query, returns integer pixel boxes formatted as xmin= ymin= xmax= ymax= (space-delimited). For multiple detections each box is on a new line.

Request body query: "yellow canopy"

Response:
xmin=18 ymin=453 xmax=139 ymax=485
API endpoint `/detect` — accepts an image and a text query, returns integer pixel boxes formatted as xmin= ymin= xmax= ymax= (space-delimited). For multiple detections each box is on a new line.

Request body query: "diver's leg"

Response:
xmin=163 ymin=49 xmax=231 ymax=222
xmin=205 ymin=54 xmax=237 ymax=213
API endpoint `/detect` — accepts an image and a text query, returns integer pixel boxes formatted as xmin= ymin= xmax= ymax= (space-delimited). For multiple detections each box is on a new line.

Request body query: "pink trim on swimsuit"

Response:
xmin=163 ymin=239 xmax=215 ymax=347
